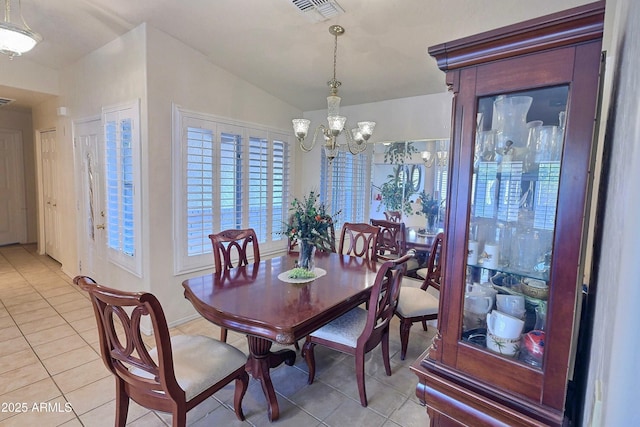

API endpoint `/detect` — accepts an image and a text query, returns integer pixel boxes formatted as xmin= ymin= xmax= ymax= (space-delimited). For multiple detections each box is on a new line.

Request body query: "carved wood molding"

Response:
xmin=428 ymin=1 xmax=604 ymax=72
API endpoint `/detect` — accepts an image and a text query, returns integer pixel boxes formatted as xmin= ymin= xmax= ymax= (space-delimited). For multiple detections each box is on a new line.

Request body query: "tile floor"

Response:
xmin=0 ymin=244 xmax=434 ymax=426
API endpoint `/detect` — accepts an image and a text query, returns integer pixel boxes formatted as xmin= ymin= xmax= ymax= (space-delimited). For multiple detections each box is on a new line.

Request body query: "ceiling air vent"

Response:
xmin=0 ymin=97 xmax=15 ymax=107
xmin=291 ymin=0 xmax=345 ymax=23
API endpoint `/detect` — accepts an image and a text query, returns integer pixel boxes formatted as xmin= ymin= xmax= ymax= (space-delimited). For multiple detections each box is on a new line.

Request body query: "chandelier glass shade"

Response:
xmin=0 ymin=0 xmax=41 ymax=58
xmin=293 ymin=25 xmax=375 ymax=161
xmin=421 ymin=140 xmax=449 ymax=168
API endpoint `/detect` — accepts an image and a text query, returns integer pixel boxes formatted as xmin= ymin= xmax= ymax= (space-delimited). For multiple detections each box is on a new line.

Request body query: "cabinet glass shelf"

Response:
xmin=461 ymin=86 xmax=569 ymax=369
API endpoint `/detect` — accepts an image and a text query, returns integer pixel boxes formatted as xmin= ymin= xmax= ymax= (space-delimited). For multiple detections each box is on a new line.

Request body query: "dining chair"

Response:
xmin=338 ymin=222 xmax=380 ymax=261
xmin=383 ymin=210 xmax=402 ymax=222
xmin=209 ymin=228 xmax=260 ymax=342
xmin=394 ymin=232 xmax=444 ymax=360
xmin=73 ymin=276 xmax=249 ymax=427
xmin=370 ymin=218 xmax=406 ymax=261
xmin=301 ymin=251 xmax=415 ymax=407
xmin=209 ymin=228 xmax=260 ymax=273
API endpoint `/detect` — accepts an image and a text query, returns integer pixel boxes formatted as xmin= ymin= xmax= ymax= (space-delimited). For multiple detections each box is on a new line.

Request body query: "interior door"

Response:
xmin=74 ymin=118 xmax=106 ymax=280
xmin=41 ymin=129 xmax=61 ymax=261
xmin=0 ymin=129 xmax=27 ymax=245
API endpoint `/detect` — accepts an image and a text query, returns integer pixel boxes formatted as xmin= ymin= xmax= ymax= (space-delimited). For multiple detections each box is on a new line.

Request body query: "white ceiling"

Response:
xmin=1 ymin=0 xmax=592 ymax=111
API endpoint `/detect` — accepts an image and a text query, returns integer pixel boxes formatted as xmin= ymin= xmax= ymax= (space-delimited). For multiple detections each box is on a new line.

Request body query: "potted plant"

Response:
xmin=415 ymin=191 xmax=441 ymax=233
xmin=284 ymin=191 xmax=339 ymax=270
xmin=375 ymin=165 xmax=415 ymax=216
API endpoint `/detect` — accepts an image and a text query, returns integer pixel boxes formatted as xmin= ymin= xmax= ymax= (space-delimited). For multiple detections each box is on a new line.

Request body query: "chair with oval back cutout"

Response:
xmin=370 ymin=218 xmax=406 ymax=261
xmin=383 ymin=211 xmax=402 ymax=222
xmin=301 ymin=251 xmax=415 ymax=406
xmin=73 ymin=276 xmax=249 ymax=427
xmin=209 ymin=228 xmax=260 ymax=342
xmin=338 ymin=222 xmax=380 ymax=261
xmin=394 ymin=232 xmax=444 ymax=360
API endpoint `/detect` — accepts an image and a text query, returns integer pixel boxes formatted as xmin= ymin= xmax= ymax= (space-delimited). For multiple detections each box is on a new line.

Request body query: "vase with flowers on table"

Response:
xmin=284 ymin=191 xmax=340 ymax=280
xmin=416 ymin=191 xmax=442 ymax=235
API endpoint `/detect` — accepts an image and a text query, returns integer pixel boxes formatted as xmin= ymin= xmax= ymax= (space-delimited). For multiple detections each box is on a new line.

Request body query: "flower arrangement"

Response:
xmin=415 ymin=191 xmax=441 ymax=231
xmin=285 ymin=191 xmax=339 ymax=253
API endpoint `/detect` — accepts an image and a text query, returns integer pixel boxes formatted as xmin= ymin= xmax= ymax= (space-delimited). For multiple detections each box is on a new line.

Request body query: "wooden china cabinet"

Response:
xmin=411 ymin=2 xmax=604 ymax=426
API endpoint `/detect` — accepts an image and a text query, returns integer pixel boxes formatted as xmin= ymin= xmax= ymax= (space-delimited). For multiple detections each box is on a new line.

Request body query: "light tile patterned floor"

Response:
xmin=0 ymin=244 xmax=434 ymax=426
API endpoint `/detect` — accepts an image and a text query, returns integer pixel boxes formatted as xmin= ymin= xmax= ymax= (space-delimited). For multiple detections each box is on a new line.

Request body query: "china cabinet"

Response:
xmin=411 ymin=2 xmax=604 ymax=426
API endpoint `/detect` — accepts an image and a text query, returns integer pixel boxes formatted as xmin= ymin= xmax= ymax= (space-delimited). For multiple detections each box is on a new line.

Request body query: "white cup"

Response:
xmin=487 ymin=309 xmax=524 ymax=339
xmin=465 ymin=293 xmax=493 ymax=314
xmin=483 ymin=243 xmax=499 ymax=269
xmin=468 ymin=240 xmax=479 ymax=265
xmin=486 ymin=331 xmax=520 ymax=357
xmin=496 ymin=294 xmax=525 ymax=315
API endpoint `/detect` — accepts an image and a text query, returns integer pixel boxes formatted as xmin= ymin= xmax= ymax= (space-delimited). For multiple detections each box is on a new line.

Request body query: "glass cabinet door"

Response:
xmin=461 ymin=85 xmax=569 ymax=369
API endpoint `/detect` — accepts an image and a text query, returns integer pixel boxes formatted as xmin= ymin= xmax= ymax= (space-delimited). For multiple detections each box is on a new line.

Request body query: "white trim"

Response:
xmin=102 ymin=99 xmax=143 ymax=277
xmin=172 ymin=104 xmax=292 ymax=275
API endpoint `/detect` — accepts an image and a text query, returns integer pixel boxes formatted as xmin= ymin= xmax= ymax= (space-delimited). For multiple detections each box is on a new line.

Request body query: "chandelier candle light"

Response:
xmin=0 ymin=0 xmax=41 ymax=58
xmin=292 ymin=25 xmax=375 ymax=162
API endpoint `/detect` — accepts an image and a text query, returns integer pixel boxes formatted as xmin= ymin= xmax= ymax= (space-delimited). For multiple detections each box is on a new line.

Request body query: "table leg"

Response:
xmin=245 ymin=335 xmax=296 ymax=422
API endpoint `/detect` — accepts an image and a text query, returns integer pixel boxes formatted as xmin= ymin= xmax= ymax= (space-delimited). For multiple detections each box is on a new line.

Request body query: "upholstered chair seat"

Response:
xmin=302 ymin=252 xmax=415 ymax=407
xmin=130 ymin=335 xmax=247 ymax=401
xmin=394 ymin=232 xmax=444 ymax=360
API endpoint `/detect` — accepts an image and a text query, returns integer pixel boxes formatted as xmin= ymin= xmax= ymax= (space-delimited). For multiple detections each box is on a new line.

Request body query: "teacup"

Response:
xmin=496 ymin=294 xmax=525 ymax=318
xmin=472 ymin=283 xmax=498 ymax=305
xmin=487 ymin=309 xmax=525 ymax=340
xmin=486 ymin=331 xmax=520 ymax=357
xmin=465 ymin=293 xmax=493 ymax=314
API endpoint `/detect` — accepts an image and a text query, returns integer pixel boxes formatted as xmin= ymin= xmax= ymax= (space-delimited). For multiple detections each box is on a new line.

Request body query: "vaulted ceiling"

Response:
xmin=1 ymin=0 xmax=591 ymax=111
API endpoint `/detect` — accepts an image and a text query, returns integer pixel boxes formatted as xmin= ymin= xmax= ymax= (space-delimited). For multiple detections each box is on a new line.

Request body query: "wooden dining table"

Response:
xmin=182 ymin=251 xmax=380 ymax=421
xmin=404 ymin=227 xmax=441 ymax=252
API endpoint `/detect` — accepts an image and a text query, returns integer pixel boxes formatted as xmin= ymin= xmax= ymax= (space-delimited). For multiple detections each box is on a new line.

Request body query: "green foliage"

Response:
xmin=284 ymin=191 xmax=339 ymax=252
xmin=415 ymin=192 xmax=442 ymax=231
xmin=415 ymin=191 xmax=441 ymax=218
xmin=375 ymin=165 xmax=414 ymax=216
xmin=288 ymin=267 xmax=316 ymax=279
xmin=383 ymin=141 xmax=419 ymax=164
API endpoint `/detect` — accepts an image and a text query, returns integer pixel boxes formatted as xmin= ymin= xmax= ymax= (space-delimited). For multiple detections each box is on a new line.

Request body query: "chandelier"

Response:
xmin=0 ymin=0 xmax=41 ymax=59
xmin=292 ymin=25 xmax=375 ymax=161
xmin=421 ymin=140 xmax=449 ymax=168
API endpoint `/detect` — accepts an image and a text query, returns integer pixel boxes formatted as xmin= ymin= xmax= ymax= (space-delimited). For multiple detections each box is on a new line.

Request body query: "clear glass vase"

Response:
xmin=298 ymin=240 xmax=316 ymax=271
xmin=426 ymin=215 xmax=437 ymax=234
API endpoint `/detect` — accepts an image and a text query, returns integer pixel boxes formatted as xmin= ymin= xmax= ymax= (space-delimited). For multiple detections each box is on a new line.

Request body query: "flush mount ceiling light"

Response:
xmin=0 ymin=0 xmax=41 ymax=59
xmin=292 ymin=25 xmax=375 ymax=162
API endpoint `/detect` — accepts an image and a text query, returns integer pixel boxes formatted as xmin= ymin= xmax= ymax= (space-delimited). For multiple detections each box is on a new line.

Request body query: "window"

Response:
xmin=103 ymin=100 xmax=142 ymax=276
xmin=320 ymin=147 xmax=371 ymax=230
xmin=174 ymin=106 xmax=291 ymax=273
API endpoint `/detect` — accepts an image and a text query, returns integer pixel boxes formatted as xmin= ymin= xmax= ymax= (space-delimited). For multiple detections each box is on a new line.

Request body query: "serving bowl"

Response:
xmin=521 ymin=278 xmax=549 ymax=300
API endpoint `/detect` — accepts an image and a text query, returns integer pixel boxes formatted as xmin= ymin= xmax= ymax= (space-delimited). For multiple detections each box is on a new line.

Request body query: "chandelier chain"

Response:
xmin=332 ymin=30 xmax=337 ymax=83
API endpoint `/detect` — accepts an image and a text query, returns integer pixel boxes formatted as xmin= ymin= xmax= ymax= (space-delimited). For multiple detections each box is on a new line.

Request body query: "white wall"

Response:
xmin=0 ymin=56 xmax=59 ymax=95
xmin=143 ymin=25 xmax=301 ymax=325
xmin=583 ymin=0 xmax=640 ymax=425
